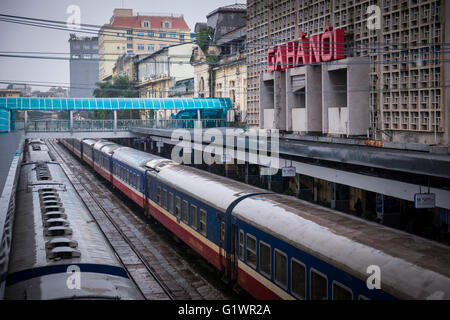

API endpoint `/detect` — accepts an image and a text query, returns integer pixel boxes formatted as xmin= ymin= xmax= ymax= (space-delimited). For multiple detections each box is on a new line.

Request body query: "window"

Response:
xmin=175 ymin=196 xmax=181 ymax=219
xmin=169 ymin=192 xmax=174 ymax=213
xmin=311 ymin=270 xmax=328 ymax=300
xmin=291 ymin=259 xmax=306 ymax=299
xmin=246 ymin=234 xmax=257 ymax=268
xmin=182 ymin=200 xmax=188 ymax=223
xmin=220 ymin=221 xmax=225 ymax=242
xmin=199 ymin=209 xmax=207 ymax=236
xmin=127 ymin=44 xmax=133 ymax=49
xmin=126 ymin=29 xmax=132 ymax=35
xmin=137 ymin=31 xmax=144 ymax=36
xmin=148 ymin=44 xmax=155 ymax=51
xmin=142 ymin=21 xmax=149 ymax=28
xmin=164 ymin=21 xmax=171 ymax=28
xmin=274 ymin=249 xmax=287 ymax=288
xmin=137 ymin=44 xmax=144 ymax=51
xmin=190 ymin=204 xmax=197 ymax=229
xmin=159 ymin=32 xmax=166 ymax=38
xmin=169 ymin=32 xmax=177 ymax=38
xmin=127 ymin=37 xmax=133 ymax=41
xmin=157 ymin=186 xmax=161 ymax=205
xmin=333 ymin=282 xmax=353 ymax=300
xmin=148 ymin=30 xmax=154 ymax=37
xmin=180 ymin=34 xmax=185 ymax=39
xmin=162 ymin=189 xmax=167 ymax=208
xmin=259 ymin=242 xmax=271 ymax=277
xmin=239 ymin=230 xmax=244 ymax=260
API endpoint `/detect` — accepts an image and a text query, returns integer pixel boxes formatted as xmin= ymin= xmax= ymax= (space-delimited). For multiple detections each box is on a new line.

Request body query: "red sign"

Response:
xmin=267 ymin=26 xmax=345 ymax=72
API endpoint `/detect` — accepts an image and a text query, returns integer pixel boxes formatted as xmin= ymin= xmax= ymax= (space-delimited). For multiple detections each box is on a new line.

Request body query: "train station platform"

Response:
xmin=0 ymin=131 xmax=24 ymax=194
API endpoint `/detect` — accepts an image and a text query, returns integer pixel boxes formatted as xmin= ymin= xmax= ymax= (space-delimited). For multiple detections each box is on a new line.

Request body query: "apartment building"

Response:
xmin=247 ymin=0 xmax=449 ymax=145
xmin=98 ymin=8 xmax=191 ymax=81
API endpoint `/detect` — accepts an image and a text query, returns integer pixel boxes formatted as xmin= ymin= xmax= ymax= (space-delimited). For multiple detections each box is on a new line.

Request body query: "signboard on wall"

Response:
xmin=282 ymin=166 xmax=296 ymax=177
xmin=414 ymin=193 xmax=435 ymax=209
xmin=267 ymin=25 xmax=345 ymax=72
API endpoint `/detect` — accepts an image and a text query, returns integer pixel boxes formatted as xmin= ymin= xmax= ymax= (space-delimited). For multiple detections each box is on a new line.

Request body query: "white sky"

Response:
xmin=0 ymin=0 xmax=236 ymax=90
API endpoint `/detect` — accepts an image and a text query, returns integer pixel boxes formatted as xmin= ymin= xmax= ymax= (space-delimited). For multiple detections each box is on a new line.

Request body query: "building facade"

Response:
xmin=112 ymin=54 xmax=138 ymax=81
xmin=191 ymin=4 xmax=248 ymax=122
xmin=69 ymin=34 xmax=99 ymax=98
xmin=247 ymin=0 xmax=449 ymax=145
xmin=0 ymin=89 xmax=21 ymax=98
xmin=98 ymin=8 xmax=191 ymax=81
xmin=137 ymin=43 xmax=195 ymax=118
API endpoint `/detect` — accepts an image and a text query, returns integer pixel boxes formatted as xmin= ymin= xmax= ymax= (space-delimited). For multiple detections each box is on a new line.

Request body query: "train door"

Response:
xmin=231 ymin=222 xmax=239 ymax=281
xmin=217 ymin=213 xmax=225 ymax=272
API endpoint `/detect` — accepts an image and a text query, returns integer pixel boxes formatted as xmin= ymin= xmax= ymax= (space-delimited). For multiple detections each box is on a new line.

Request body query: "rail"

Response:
xmin=24 ymin=118 xmax=228 ymax=132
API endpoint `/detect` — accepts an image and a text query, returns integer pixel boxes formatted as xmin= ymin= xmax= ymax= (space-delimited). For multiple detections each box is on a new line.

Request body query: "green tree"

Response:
xmin=93 ymin=76 xmax=140 ymax=119
xmin=194 ymin=27 xmax=213 ymax=51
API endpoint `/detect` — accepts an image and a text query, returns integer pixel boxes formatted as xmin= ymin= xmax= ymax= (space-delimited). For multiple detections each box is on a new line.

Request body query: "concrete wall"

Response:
xmin=292 ymin=108 xmax=307 ymax=132
xmin=259 ymin=74 xmax=274 ymax=129
xmin=322 ymin=57 xmax=369 ymax=136
xmin=70 ymin=37 xmax=99 ymax=98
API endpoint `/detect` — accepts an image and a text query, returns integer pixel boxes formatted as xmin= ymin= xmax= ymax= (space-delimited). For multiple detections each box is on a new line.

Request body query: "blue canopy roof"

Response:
xmin=0 ymin=97 xmax=232 ymax=111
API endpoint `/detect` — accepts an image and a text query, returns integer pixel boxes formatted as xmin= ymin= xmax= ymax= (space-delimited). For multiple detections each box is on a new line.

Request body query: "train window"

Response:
xmin=310 ymin=269 xmax=328 ymax=300
xmin=176 ymin=196 xmax=181 ymax=219
xmin=190 ymin=204 xmax=197 ymax=229
xmin=246 ymin=234 xmax=257 ymax=268
xmin=274 ymin=249 xmax=288 ymax=288
xmin=162 ymin=189 xmax=167 ymax=208
xmin=157 ymin=187 xmax=161 ymax=205
xmin=220 ymin=221 xmax=225 ymax=242
xmin=291 ymin=258 xmax=306 ymax=300
xmin=259 ymin=241 xmax=271 ymax=278
xmin=239 ymin=230 xmax=244 ymax=260
xmin=199 ymin=209 xmax=207 ymax=236
xmin=332 ymin=282 xmax=353 ymax=300
xmin=182 ymin=200 xmax=188 ymax=223
xmin=169 ymin=193 xmax=174 ymax=213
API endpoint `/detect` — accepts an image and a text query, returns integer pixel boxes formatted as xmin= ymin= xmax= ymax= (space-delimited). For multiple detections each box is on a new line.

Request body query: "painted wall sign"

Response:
xmin=267 ymin=25 xmax=345 ymax=72
xmin=282 ymin=166 xmax=296 ymax=177
xmin=414 ymin=193 xmax=436 ymax=209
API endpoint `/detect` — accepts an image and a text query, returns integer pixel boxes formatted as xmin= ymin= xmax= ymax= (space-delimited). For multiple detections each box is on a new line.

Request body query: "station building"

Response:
xmin=246 ymin=0 xmax=450 ymax=146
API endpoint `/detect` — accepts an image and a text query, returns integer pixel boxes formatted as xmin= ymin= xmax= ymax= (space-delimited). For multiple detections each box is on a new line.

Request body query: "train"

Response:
xmin=60 ymin=138 xmax=450 ymax=300
xmin=3 ymin=139 xmax=144 ymax=300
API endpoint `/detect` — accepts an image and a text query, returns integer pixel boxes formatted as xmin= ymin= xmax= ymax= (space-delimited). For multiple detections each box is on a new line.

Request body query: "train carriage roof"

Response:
xmin=156 ymin=163 xmax=266 ymax=213
xmin=233 ymin=193 xmax=450 ymax=300
xmin=113 ymin=147 xmax=162 ymax=170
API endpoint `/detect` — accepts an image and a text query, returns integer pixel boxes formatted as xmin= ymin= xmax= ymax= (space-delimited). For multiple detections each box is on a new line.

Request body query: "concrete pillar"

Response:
xmin=274 ymin=71 xmax=287 ymax=130
xmin=69 ymin=111 xmax=73 ymax=131
xmin=306 ymin=65 xmax=323 ymax=133
xmin=24 ymin=111 xmax=28 ymax=131
xmin=113 ymin=110 xmax=117 ymax=132
xmin=196 ymin=109 xmax=202 ymax=128
xmin=259 ymin=74 xmax=274 ymax=129
xmin=156 ymin=111 xmax=160 ymax=128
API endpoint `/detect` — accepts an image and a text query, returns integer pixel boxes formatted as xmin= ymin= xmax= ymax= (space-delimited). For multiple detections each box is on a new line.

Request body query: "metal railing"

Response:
xmin=24 ymin=118 xmax=227 ymax=132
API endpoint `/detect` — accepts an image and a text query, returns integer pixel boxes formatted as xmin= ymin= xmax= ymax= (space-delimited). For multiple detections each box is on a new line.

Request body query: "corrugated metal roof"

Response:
xmin=0 ymin=97 xmax=232 ymax=111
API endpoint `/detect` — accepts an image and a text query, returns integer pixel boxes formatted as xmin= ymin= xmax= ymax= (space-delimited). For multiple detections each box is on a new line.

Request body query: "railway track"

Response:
xmin=46 ymin=139 xmax=230 ymax=300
